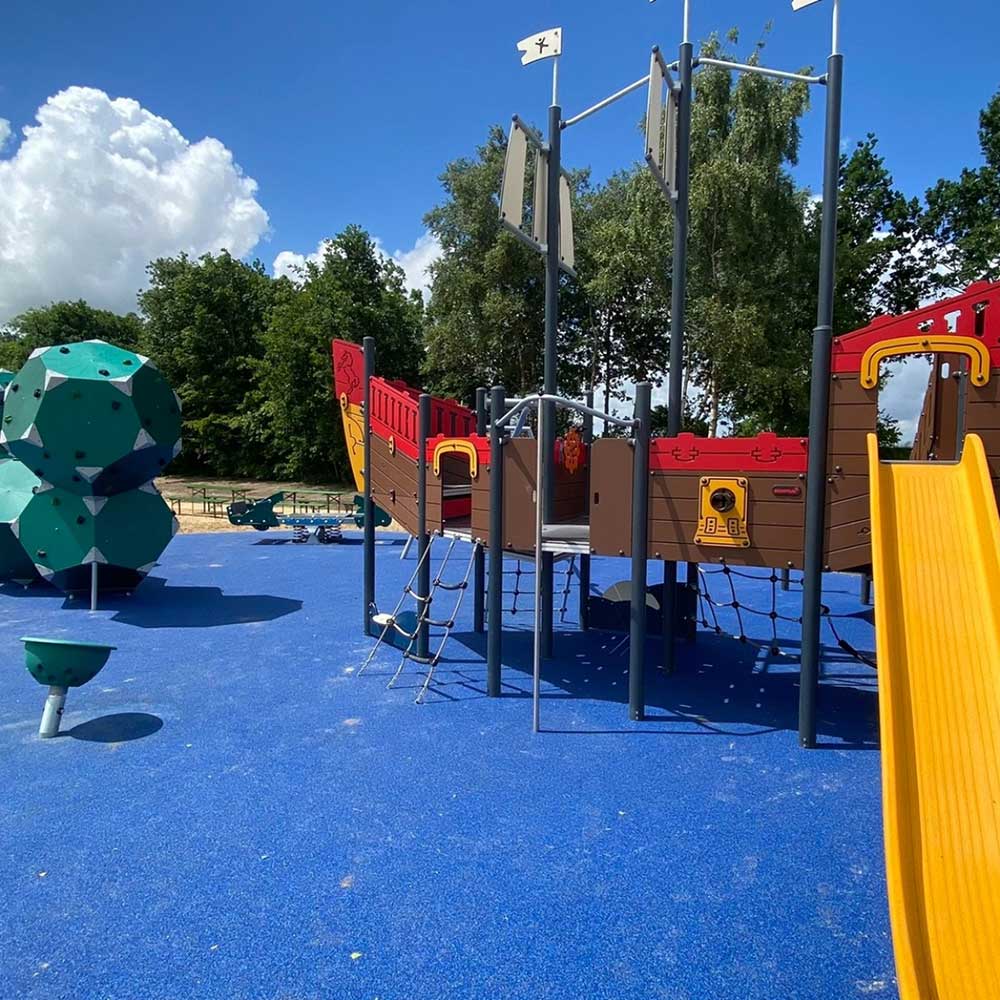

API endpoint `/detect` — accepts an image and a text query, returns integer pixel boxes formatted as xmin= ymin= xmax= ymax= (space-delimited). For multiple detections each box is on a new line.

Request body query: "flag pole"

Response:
xmin=552 ymin=55 xmax=560 ymax=106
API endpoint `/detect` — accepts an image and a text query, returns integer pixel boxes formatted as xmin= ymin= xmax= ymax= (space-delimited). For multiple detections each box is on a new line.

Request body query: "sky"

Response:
xmin=1 ymin=0 xmax=997 ymax=435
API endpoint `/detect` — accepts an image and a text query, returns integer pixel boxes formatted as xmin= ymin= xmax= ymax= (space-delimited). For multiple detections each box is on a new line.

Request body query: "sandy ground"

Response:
xmin=156 ymin=475 xmax=357 ymax=534
xmin=155 ymin=476 xmax=408 ymax=535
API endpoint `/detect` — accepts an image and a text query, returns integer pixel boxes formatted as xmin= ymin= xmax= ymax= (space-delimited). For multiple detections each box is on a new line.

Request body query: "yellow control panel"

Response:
xmin=695 ymin=477 xmax=750 ymax=548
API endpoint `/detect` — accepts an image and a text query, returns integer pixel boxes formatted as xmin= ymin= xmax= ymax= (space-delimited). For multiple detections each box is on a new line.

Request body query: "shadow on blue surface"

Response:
xmin=103 ymin=576 xmax=302 ymax=629
xmin=445 ymin=628 xmax=880 ymax=747
xmin=63 ymin=712 xmax=163 ymax=743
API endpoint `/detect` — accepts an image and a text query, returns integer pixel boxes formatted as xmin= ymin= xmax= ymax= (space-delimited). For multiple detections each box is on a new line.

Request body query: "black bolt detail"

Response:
xmin=59 ymin=346 xmax=70 ymax=354
xmin=75 ymin=451 xmax=85 ymax=460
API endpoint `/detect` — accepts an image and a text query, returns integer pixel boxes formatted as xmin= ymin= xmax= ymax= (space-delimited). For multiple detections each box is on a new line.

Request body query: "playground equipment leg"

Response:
xmin=799 ymin=51 xmax=844 ymax=749
xmin=417 ymin=394 xmax=431 ymax=662
xmin=363 ymin=336 xmax=376 ymax=636
xmin=629 ymin=383 xmax=652 ymax=721
xmin=540 ymin=101 xmax=562 ymax=663
xmin=685 ymin=561 xmax=699 ymax=641
xmin=663 ymin=37 xmax=694 ymax=677
xmin=859 ymin=572 xmax=872 ymax=605
xmin=487 ymin=387 xmax=505 ymax=697
xmin=39 ymin=685 xmax=67 ymax=739
xmin=579 ymin=389 xmax=594 ymax=631
xmin=473 ymin=387 xmax=487 ymax=634
xmin=90 ymin=561 xmax=98 ymax=613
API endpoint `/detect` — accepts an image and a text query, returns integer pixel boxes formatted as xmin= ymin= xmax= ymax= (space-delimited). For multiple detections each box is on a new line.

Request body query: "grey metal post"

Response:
xmin=579 ymin=389 xmax=594 ymax=630
xmin=662 ymin=39 xmax=694 ymax=675
xmin=487 ymin=387 xmax=506 ymax=697
xmin=859 ymin=572 xmax=872 ymax=605
xmin=780 ymin=567 xmax=791 ymax=592
xmin=629 ymin=383 xmax=652 ymax=721
xmin=684 ymin=560 xmax=698 ymax=642
xmin=417 ymin=393 xmax=432 ymax=662
xmin=90 ymin=561 xmax=98 ymax=613
xmin=799 ymin=52 xmax=844 ymax=749
xmin=362 ymin=337 xmax=376 ymax=636
xmin=39 ymin=685 xmax=67 ymax=739
xmin=473 ymin=387 xmax=487 ymax=634
xmin=541 ymin=102 xmax=562 ymax=660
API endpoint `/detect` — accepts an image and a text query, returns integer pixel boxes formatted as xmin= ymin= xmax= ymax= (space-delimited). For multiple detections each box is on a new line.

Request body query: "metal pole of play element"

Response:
xmin=533 ymin=396 xmax=545 ymax=733
xmin=578 ymin=389 xmax=594 ymax=631
xmin=473 ymin=387 xmax=487 ymax=634
xmin=781 ymin=566 xmax=791 ymax=592
xmin=90 ymin=562 xmax=98 ymax=613
xmin=799 ymin=41 xmax=844 ymax=749
xmin=39 ymin=685 xmax=67 ymax=738
xmin=487 ymin=386 xmax=506 ymax=697
xmin=859 ymin=572 xmax=872 ymax=605
xmin=417 ymin=393 xmax=432 ymax=662
xmin=662 ymin=33 xmax=694 ymax=677
xmin=363 ymin=337 xmax=376 ymax=636
xmin=540 ymin=101 xmax=562 ymax=662
xmin=629 ymin=383 xmax=652 ymax=721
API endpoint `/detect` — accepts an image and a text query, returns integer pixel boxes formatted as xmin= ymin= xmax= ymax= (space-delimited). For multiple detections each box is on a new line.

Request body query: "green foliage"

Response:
xmin=138 ymin=251 xmax=276 ymax=477
xmin=0 ymin=300 xmax=143 ymax=372
xmin=923 ymin=89 xmax=1000 ymax=288
xmin=251 ymin=226 xmax=423 ymax=481
xmin=576 ymin=169 xmax=672 ymax=416
xmin=685 ymin=31 xmax=814 ymax=436
xmin=422 ymin=126 xmax=591 ymax=403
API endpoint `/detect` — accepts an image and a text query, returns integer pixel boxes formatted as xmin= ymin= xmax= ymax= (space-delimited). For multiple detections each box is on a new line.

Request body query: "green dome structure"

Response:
xmin=0 ymin=341 xmax=181 ymax=496
xmin=0 ymin=369 xmax=14 ymax=439
xmin=13 ymin=481 xmax=178 ymax=593
xmin=0 ymin=458 xmax=41 ymax=582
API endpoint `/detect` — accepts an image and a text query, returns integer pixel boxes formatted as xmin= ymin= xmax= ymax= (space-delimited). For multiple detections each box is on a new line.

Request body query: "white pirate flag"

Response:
xmin=516 ymin=27 xmax=562 ymax=66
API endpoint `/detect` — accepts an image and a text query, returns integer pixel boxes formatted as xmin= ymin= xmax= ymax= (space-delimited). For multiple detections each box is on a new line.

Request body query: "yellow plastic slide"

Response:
xmin=867 ymin=433 xmax=1000 ymax=999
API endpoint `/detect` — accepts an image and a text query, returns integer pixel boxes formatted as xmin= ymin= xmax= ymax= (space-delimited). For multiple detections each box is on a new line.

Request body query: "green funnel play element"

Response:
xmin=1 ymin=341 xmax=181 ymax=495
xmin=0 ymin=459 xmax=41 ymax=582
xmin=21 ymin=636 xmax=117 ymax=738
xmin=13 ymin=481 xmax=178 ymax=593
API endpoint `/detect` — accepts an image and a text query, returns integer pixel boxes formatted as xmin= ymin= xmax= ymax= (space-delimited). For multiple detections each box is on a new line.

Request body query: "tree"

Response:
xmin=0 ymin=300 xmax=143 ymax=372
xmin=683 ymin=30 xmax=814 ymax=436
xmin=923 ymin=88 xmax=1000 ymax=289
xmin=138 ymin=251 xmax=276 ymax=477
xmin=251 ymin=226 xmax=423 ymax=482
xmin=422 ymin=126 xmax=590 ymax=404
xmin=575 ymin=168 xmax=673 ymax=419
xmin=827 ymin=135 xmax=934 ymax=337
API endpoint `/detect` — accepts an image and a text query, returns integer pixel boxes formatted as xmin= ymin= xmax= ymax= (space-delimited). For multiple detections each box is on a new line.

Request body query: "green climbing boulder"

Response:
xmin=0 ymin=369 xmax=14 ymax=446
xmin=0 ymin=459 xmax=41 ymax=582
xmin=13 ymin=481 xmax=178 ymax=592
xmin=1 ymin=341 xmax=181 ymax=495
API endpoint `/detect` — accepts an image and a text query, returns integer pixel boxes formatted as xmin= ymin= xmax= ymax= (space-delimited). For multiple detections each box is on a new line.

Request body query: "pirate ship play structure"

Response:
xmin=332 ymin=276 xmax=1000 ymax=699
xmin=331 ymin=1 xmax=1000 ymax=992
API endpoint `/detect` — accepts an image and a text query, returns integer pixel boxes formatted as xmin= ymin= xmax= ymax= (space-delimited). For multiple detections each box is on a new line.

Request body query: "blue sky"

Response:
xmin=3 ymin=0 xmax=997 ymax=276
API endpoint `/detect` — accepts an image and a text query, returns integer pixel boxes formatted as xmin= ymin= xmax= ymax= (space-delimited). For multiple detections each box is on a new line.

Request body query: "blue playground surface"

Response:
xmin=0 ymin=531 xmax=894 ymax=999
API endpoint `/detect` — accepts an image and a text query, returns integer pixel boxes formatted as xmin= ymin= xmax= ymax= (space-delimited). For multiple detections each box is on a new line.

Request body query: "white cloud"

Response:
xmin=379 ymin=232 xmax=441 ymax=300
xmin=879 ymin=355 xmax=932 ymax=445
xmin=0 ymin=86 xmax=268 ymax=326
xmin=0 ymin=119 xmax=10 ymax=152
xmin=272 ymin=231 xmax=442 ymax=301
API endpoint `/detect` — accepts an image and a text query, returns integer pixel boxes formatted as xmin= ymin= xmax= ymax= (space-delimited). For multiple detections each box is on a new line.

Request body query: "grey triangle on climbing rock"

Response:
xmin=83 ymin=547 xmax=108 ymax=565
xmin=20 ymin=424 xmax=43 ymax=447
xmin=133 ymin=428 xmax=155 ymax=450
xmin=82 ymin=496 xmax=108 ymax=516
xmin=43 ymin=371 xmax=69 ymax=391
xmin=75 ymin=466 xmax=103 ymax=483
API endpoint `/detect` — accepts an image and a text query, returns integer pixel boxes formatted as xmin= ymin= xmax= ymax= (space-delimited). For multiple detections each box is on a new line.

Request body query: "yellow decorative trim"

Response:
xmin=388 ymin=435 xmax=396 ymax=456
xmin=432 ymin=438 xmax=479 ymax=479
xmin=339 ymin=391 xmax=349 ymax=411
xmin=860 ymin=336 xmax=990 ymax=389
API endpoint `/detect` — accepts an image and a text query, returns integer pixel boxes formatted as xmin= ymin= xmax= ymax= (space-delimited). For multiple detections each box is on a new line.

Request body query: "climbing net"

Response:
xmin=498 ymin=556 xmax=578 ymax=623
xmin=694 ymin=563 xmax=877 ymax=668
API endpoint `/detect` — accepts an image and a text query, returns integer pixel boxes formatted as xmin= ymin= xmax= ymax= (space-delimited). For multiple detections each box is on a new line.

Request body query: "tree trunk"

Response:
xmin=708 ymin=379 xmax=719 ymax=438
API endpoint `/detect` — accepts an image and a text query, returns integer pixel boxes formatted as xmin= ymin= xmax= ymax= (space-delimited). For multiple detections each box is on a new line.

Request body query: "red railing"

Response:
xmin=650 ymin=432 xmax=808 ymax=474
xmin=369 ymin=377 xmax=475 ymax=461
xmin=832 ymin=280 xmax=1000 ymax=375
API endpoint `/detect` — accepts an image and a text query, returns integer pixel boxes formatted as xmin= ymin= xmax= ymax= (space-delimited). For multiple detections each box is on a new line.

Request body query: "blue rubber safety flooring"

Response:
xmin=0 ymin=531 xmax=895 ymax=1000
